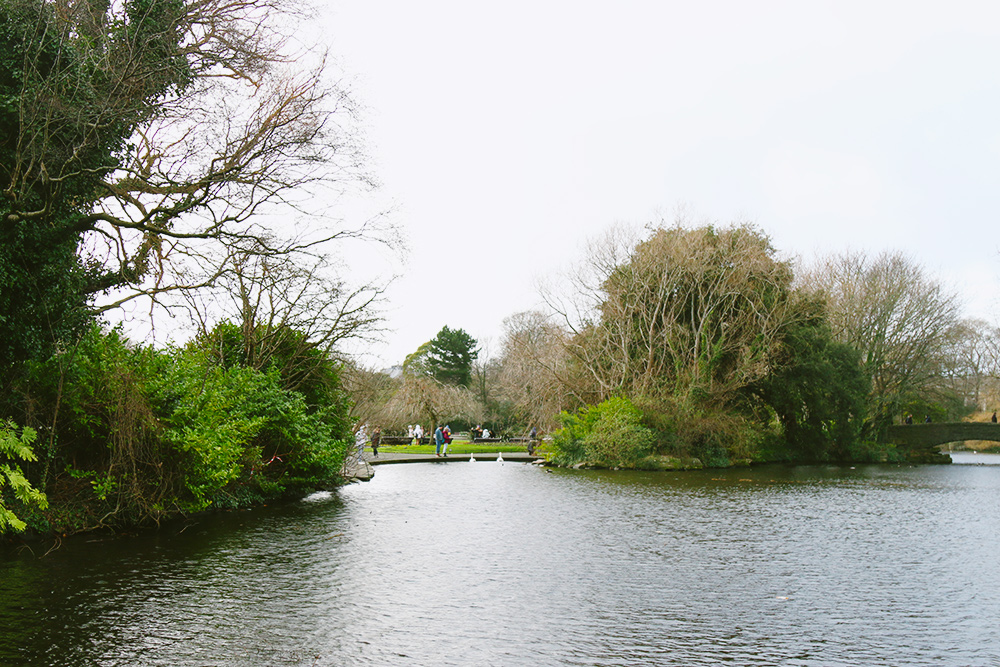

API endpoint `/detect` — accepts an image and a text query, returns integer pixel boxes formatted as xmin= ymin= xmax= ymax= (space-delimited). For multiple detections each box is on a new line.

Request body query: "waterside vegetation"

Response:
xmin=539 ymin=226 xmax=969 ymax=470
xmin=4 ymin=0 xmax=1000 ymax=537
xmin=0 ymin=0 xmax=377 ymax=537
xmin=355 ymin=223 xmax=986 ymax=473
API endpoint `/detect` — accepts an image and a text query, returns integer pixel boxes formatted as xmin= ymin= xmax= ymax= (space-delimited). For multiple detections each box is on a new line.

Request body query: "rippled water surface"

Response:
xmin=3 ymin=454 xmax=1000 ymax=666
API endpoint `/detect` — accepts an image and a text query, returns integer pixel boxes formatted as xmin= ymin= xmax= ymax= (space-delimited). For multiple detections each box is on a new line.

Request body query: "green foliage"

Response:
xmin=402 ymin=341 xmax=434 ymax=377
xmin=426 ymin=326 xmax=479 ymax=386
xmin=583 ymin=412 xmax=656 ymax=467
xmin=749 ymin=317 xmax=870 ymax=461
xmin=156 ymin=354 xmax=267 ymax=509
xmin=16 ymin=325 xmax=180 ymax=525
xmin=194 ymin=320 xmax=354 ymax=430
xmin=5 ymin=323 xmax=351 ymax=532
xmin=155 ymin=348 xmax=349 ymax=512
xmin=635 ymin=397 xmax=764 ymax=467
xmin=551 ymin=397 xmax=655 ymax=467
xmin=0 ymin=420 xmax=48 ymax=533
xmin=0 ymin=0 xmax=191 ymax=377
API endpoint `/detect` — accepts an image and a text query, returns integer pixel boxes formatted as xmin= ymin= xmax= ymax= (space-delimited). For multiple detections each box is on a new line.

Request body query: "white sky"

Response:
xmin=316 ymin=0 xmax=1000 ymax=367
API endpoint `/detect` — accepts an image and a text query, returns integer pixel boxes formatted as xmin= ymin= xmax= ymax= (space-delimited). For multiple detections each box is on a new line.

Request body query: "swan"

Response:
xmin=497 ymin=451 xmax=504 ymax=463
xmin=469 ymin=452 xmax=476 ymax=462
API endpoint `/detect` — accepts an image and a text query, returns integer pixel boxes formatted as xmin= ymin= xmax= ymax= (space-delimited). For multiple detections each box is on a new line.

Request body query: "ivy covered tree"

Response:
xmin=748 ymin=313 xmax=870 ymax=461
xmin=552 ymin=224 xmax=798 ymax=407
xmin=0 ymin=0 xmax=372 ymax=387
xmin=0 ymin=0 xmax=184 ymax=371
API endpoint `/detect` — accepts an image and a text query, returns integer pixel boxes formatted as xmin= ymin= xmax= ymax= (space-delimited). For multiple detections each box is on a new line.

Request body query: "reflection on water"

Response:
xmin=3 ymin=456 xmax=1000 ymax=666
xmin=949 ymin=450 xmax=1000 ymax=465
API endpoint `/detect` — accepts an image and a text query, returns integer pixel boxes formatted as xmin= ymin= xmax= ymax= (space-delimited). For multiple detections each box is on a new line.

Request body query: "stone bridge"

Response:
xmin=886 ymin=422 xmax=1000 ymax=450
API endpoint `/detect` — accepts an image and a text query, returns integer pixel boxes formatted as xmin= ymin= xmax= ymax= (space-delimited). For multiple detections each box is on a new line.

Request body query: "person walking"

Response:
xmin=528 ymin=425 xmax=538 ymax=455
xmin=434 ymin=425 xmax=444 ymax=457
xmin=371 ymin=426 xmax=381 ymax=458
xmin=414 ymin=423 xmax=424 ymax=445
xmin=992 ymin=411 xmax=997 ymax=424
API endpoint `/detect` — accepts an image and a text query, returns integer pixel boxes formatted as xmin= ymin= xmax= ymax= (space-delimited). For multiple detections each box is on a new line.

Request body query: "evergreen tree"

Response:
xmin=427 ymin=326 xmax=479 ymax=386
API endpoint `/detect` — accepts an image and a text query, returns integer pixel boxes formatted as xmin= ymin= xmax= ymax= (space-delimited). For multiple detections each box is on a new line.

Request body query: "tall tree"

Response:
xmin=749 ymin=313 xmax=869 ymax=460
xmin=0 ymin=0 xmax=374 ymax=378
xmin=941 ymin=318 xmax=1000 ymax=413
xmin=804 ymin=250 xmax=962 ymax=436
xmin=426 ymin=326 xmax=479 ymax=387
xmin=495 ymin=310 xmax=575 ymax=430
xmin=549 ymin=223 xmax=800 ymax=408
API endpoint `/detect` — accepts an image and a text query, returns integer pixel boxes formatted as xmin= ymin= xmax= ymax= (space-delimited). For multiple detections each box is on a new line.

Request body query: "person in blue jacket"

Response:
xmin=434 ymin=425 xmax=445 ymax=457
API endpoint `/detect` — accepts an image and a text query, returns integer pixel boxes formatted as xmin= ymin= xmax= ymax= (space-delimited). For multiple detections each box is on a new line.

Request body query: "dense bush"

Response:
xmin=634 ymin=396 xmax=764 ymax=467
xmin=155 ymin=350 xmax=348 ymax=511
xmin=7 ymin=323 xmax=352 ymax=534
xmin=747 ymin=317 xmax=869 ymax=462
xmin=551 ymin=397 xmax=655 ymax=467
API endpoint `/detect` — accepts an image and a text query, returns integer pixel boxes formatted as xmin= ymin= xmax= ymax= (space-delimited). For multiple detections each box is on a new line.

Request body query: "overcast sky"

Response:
xmin=316 ymin=0 xmax=1000 ymax=367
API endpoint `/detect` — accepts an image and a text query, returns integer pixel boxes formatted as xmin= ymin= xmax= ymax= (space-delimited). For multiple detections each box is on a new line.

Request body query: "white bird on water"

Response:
xmin=497 ymin=451 xmax=504 ymax=464
xmin=469 ymin=452 xmax=476 ymax=462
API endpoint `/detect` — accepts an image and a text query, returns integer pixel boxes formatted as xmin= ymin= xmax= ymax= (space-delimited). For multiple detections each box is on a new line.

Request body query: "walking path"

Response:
xmin=343 ymin=450 xmax=545 ymax=482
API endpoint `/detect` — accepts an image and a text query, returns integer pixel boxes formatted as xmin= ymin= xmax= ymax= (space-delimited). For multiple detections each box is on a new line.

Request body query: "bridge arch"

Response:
xmin=886 ymin=422 xmax=1000 ymax=450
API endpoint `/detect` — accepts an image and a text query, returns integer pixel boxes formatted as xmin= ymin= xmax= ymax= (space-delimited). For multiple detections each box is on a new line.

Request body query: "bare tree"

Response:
xmin=470 ymin=337 xmax=498 ymax=413
xmin=340 ymin=363 xmax=399 ymax=434
xmin=376 ymin=374 xmax=482 ymax=432
xmin=495 ymin=310 xmax=576 ymax=430
xmin=941 ymin=318 xmax=1000 ymax=412
xmin=183 ymin=247 xmax=387 ymax=393
xmin=545 ymin=223 xmax=801 ymax=408
xmin=803 ymin=250 xmax=962 ymax=431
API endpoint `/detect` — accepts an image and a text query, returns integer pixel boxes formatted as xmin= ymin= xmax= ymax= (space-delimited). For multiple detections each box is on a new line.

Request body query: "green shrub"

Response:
xmin=6 ymin=322 xmax=353 ymax=532
xmin=155 ymin=349 xmax=348 ymax=512
xmin=633 ymin=396 xmax=767 ymax=467
xmin=551 ymin=397 xmax=655 ymax=467
xmin=583 ymin=412 xmax=655 ymax=466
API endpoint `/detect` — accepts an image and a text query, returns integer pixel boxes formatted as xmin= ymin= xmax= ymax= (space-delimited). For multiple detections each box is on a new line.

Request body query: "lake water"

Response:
xmin=2 ymin=453 xmax=1000 ymax=666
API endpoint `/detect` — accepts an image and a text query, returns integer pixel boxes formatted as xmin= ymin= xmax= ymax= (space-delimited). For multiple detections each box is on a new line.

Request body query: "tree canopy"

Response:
xmin=0 ymin=0 xmax=371 ymax=377
xmin=426 ymin=326 xmax=479 ymax=387
xmin=804 ymin=250 xmax=962 ymax=437
xmin=554 ymin=224 xmax=799 ymax=408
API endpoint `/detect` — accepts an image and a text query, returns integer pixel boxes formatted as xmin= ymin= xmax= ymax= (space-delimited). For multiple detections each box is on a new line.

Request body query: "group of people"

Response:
xmin=406 ymin=424 xmax=425 ymax=444
xmin=470 ymin=425 xmax=492 ymax=440
xmin=903 ymin=414 xmax=932 ymax=424
xmin=904 ymin=411 xmax=1000 ymax=424
xmin=355 ymin=424 xmax=383 ymax=458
